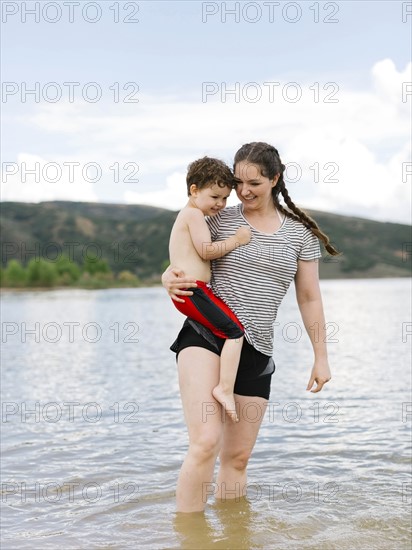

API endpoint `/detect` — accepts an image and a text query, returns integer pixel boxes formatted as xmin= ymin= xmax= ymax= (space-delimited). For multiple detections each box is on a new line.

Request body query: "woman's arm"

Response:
xmin=161 ymin=265 xmax=198 ymax=304
xmin=294 ymin=259 xmax=331 ymax=393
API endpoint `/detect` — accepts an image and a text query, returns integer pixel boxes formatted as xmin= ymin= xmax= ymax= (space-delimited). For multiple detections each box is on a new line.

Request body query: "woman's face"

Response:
xmin=234 ymin=161 xmax=279 ymax=211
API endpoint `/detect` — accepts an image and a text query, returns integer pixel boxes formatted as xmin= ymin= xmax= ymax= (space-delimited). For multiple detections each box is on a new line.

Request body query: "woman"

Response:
xmin=162 ymin=142 xmax=338 ymax=513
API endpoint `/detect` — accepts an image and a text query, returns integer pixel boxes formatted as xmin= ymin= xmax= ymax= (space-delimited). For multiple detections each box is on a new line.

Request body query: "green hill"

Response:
xmin=1 ymin=200 xmax=411 ymax=282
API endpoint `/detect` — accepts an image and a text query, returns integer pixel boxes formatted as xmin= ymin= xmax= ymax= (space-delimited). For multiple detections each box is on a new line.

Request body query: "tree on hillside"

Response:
xmin=83 ymin=256 xmax=111 ymax=275
xmin=27 ymin=259 xmax=58 ymax=287
xmin=55 ymin=255 xmax=81 ymax=283
xmin=3 ymin=259 xmax=27 ymax=287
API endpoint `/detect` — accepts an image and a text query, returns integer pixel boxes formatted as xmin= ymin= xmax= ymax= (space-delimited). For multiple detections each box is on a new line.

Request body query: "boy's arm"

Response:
xmin=185 ymin=209 xmax=251 ymax=260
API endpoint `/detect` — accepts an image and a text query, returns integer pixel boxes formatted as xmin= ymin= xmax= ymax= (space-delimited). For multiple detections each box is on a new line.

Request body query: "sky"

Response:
xmin=1 ymin=0 xmax=411 ymax=224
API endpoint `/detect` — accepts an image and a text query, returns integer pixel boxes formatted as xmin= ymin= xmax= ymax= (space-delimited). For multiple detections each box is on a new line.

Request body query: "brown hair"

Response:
xmin=234 ymin=142 xmax=339 ymax=255
xmin=186 ymin=156 xmax=235 ymax=196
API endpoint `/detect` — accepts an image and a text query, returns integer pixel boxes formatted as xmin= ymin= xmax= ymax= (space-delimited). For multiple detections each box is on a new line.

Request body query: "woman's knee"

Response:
xmin=220 ymin=447 xmax=252 ymax=471
xmin=189 ymin=432 xmax=222 ymax=462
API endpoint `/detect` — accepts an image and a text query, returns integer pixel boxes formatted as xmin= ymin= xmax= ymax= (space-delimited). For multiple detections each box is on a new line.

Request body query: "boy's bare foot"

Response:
xmin=212 ymin=386 xmax=239 ymax=422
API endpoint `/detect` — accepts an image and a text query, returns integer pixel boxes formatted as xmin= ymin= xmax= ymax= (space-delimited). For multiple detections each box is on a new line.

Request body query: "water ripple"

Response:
xmin=1 ymin=280 xmax=411 ymax=549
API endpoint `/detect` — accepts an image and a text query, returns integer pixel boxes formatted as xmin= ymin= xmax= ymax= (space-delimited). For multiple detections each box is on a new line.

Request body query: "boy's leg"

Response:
xmin=173 ymin=282 xmax=243 ymax=341
xmin=212 ymin=336 xmax=244 ymax=423
xmin=172 ymin=282 xmax=245 ymax=423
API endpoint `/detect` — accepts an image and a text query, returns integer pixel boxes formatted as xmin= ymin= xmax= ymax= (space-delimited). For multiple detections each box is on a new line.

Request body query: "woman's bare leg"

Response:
xmin=216 ymin=394 xmax=268 ymax=500
xmin=176 ymin=346 xmax=224 ymax=512
xmin=212 ymin=336 xmax=244 ymax=423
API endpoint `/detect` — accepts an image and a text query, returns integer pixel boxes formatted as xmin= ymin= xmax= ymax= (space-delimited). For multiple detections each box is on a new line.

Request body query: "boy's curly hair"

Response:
xmin=186 ymin=156 xmax=235 ymax=196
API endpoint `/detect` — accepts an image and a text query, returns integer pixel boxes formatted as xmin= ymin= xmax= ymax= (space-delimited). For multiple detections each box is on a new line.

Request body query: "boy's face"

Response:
xmin=190 ymin=183 xmax=232 ymax=216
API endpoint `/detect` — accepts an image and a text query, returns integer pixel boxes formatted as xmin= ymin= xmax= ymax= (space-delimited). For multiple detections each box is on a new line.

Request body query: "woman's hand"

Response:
xmin=306 ymin=358 xmax=331 ymax=393
xmin=161 ymin=266 xmax=197 ymax=303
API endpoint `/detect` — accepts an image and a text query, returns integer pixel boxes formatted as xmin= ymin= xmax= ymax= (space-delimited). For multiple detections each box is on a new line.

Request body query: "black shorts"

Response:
xmin=170 ymin=320 xmax=275 ymax=400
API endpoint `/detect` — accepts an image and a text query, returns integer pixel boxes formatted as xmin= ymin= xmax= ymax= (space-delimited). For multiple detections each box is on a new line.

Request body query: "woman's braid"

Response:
xmin=234 ymin=142 xmax=340 ymax=256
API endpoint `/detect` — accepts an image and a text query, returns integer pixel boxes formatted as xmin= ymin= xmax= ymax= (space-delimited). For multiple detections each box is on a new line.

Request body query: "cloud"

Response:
xmin=2 ymin=59 xmax=411 ymax=224
xmin=372 ymin=58 xmax=411 ymax=106
xmin=1 ymin=153 xmax=99 ymax=203
xmin=124 ymin=171 xmax=187 ymax=210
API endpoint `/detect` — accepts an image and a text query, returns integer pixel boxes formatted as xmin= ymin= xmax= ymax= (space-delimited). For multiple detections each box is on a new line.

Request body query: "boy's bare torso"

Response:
xmin=169 ymin=208 xmax=211 ymax=282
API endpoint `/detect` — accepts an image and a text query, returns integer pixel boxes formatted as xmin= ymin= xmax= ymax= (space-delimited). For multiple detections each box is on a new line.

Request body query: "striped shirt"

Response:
xmin=206 ymin=204 xmax=322 ymax=356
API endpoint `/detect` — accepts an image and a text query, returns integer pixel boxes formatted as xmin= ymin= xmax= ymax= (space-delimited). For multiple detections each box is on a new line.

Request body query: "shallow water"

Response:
xmin=1 ymin=279 xmax=411 ymax=549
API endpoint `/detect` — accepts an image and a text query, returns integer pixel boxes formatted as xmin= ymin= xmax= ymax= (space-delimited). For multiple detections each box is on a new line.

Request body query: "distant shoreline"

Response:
xmin=2 ymin=201 xmax=411 ymax=282
xmin=1 ymin=275 xmax=410 ymax=294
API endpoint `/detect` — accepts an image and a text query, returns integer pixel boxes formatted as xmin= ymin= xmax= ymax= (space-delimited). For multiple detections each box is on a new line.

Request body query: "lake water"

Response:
xmin=1 ymin=279 xmax=411 ymax=549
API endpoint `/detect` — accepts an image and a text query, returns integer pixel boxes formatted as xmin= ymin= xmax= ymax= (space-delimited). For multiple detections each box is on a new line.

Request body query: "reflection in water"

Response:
xmin=173 ymin=497 xmax=258 ymax=550
xmin=212 ymin=497 xmax=257 ymax=550
xmin=173 ymin=511 xmax=216 ymax=550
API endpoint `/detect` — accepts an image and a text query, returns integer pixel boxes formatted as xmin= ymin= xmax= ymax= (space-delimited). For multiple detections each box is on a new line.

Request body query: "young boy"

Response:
xmin=168 ymin=157 xmax=251 ymax=422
